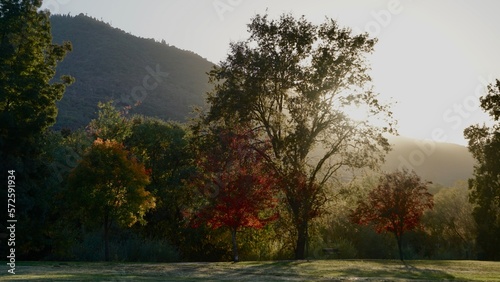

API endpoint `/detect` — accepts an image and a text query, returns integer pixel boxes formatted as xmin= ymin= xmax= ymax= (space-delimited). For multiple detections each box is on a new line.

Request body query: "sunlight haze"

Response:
xmin=41 ymin=0 xmax=500 ymax=145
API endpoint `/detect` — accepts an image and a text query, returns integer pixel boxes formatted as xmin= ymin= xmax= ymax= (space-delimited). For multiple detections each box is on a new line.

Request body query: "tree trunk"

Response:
xmin=231 ymin=228 xmax=239 ymax=262
xmin=395 ymin=233 xmax=404 ymax=262
xmin=104 ymin=211 xmax=110 ymax=262
xmin=295 ymin=221 xmax=308 ymax=260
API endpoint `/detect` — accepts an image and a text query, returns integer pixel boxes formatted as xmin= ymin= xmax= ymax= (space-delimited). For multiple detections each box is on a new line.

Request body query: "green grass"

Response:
xmin=1 ymin=260 xmax=499 ymax=281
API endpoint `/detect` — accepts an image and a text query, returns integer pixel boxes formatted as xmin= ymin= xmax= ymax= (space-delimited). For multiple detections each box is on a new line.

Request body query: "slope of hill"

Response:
xmin=50 ymin=14 xmax=214 ymax=130
xmin=383 ymin=135 xmax=475 ymax=186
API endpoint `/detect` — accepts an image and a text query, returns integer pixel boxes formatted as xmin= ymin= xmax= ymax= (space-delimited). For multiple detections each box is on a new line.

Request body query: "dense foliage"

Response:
xmin=0 ymin=0 xmax=72 ymax=259
xmin=67 ymin=138 xmax=155 ymax=261
xmin=464 ymin=79 xmax=500 ymax=260
xmin=350 ymin=170 xmax=434 ymax=261
xmin=191 ymin=126 xmax=279 ymax=262
xmin=0 ymin=0 xmax=73 ymax=155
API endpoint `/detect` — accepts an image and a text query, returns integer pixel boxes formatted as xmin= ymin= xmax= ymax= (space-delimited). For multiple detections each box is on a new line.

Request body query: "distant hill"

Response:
xmin=50 ymin=14 xmax=215 ymax=130
xmin=383 ymin=135 xmax=475 ymax=186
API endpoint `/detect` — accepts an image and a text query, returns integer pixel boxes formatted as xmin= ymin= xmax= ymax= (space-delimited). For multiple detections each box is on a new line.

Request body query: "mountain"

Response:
xmin=50 ymin=14 xmax=215 ymax=130
xmin=383 ymin=135 xmax=475 ymax=186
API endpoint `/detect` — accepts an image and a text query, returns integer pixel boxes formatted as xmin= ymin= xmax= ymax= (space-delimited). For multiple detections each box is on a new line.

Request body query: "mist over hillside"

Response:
xmin=383 ymin=135 xmax=475 ymax=186
xmin=50 ymin=14 xmax=214 ymax=130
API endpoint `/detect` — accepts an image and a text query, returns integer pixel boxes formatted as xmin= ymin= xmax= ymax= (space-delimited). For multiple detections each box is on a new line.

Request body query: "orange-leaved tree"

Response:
xmin=350 ymin=170 xmax=433 ymax=261
xmin=192 ymin=126 xmax=279 ymax=262
xmin=68 ymin=138 xmax=155 ymax=261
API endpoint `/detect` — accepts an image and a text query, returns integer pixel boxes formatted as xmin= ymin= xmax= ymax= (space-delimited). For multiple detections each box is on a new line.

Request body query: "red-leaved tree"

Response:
xmin=192 ymin=126 xmax=279 ymax=262
xmin=350 ymin=170 xmax=433 ymax=261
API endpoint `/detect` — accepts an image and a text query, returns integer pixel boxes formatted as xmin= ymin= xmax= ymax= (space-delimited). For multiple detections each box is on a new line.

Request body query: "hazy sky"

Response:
xmin=41 ymin=0 xmax=500 ymax=146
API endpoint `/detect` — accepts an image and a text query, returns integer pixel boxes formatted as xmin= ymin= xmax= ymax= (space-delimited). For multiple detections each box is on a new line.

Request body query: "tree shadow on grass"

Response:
xmin=237 ymin=260 xmax=457 ymax=281
xmin=335 ymin=260 xmax=456 ymax=281
xmin=7 ymin=260 xmax=461 ymax=281
xmin=228 ymin=261 xmax=304 ymax=278
xmin=338 ymin=267 xmax=455 ymax=281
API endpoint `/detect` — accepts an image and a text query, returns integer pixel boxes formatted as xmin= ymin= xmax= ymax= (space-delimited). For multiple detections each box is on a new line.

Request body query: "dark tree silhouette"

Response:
xmin=464 ymin=79 xmax=500 ymax=261
xmin=0 ymin=0 xmax=73 ymax=259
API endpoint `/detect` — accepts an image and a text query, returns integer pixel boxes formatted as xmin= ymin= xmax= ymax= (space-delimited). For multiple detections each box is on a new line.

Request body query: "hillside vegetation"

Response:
xmin=50 ymin=14 xmax=214 ymax=130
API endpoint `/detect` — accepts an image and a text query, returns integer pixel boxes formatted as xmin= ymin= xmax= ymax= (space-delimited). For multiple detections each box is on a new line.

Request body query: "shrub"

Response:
xmin=70 ymin=231 xmax=179 ymax=262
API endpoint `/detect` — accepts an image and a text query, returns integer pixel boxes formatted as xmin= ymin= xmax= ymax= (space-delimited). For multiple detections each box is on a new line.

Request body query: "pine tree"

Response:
xmin=464 ymin=79 xmax=500 ymax=260
xmin=0 ymin=0 xmax=73 ymax=160
xmin=0 ymin=0 xmax=73 ymax=259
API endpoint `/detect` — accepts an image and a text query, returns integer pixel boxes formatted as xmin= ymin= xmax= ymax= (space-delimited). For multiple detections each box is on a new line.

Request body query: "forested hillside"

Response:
xmin=50 ymin=14 xmax=214 ymax=130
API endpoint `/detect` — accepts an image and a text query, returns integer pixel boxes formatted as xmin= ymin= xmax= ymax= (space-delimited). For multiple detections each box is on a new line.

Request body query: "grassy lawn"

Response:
xmin=1 ymin=260 xmax=499 ymax=281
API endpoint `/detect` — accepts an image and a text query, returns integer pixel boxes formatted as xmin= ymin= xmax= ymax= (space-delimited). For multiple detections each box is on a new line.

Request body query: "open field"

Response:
xmin=1 ymin=260 xmax=499 ymax=281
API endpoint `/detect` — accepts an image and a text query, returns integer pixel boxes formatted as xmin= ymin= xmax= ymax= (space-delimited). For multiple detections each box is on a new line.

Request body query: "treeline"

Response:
xmin=4 ymin=102 xmax=478 ymax=262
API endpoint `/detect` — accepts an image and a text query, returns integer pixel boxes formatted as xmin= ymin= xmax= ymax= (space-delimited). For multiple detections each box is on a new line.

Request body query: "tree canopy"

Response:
xmin=0 ymin=0 xmax=73 ymax=259
xmin=192 ymin=126 xmax=279 ymax=262
xmin=0 ymin=0 xmax=73 ymax=158
xmin=204 ymin=13 xmax=393 ymax=259
xmin=350 ymin=170 xmax=433 ymax=261
xmin=67 ymin=138 xmax=155 ymax=261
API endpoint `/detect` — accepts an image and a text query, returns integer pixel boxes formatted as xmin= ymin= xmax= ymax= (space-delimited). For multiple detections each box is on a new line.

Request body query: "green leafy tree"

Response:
xmin=0 ymin=0 xmax=73 ymax=259
xmin=0 ymin=0 xmax=73 ymax=158
xmin=464 ymin=79 xmax=500 ymax=260
xmin=126 ymin=117 xmax=194 ymax=249
xmin=36 ymin=129 xmax=92 ymax=259
xmin=67 ymin=138 xmax=155 ymax=261
xmin=423 ymin=182 xmax=476 ymax=259
xmin=87 ymin=101 xmax=132 ymax=142
xmin=204 ymin=13 xmax=393 ymax=259
xmin=350 ymin=170 xmax=433 ymax=261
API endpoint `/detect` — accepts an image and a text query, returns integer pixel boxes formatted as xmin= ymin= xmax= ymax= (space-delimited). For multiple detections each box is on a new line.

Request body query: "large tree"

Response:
xmin=464 ymin=79 xmax=500 ymax=260
xmin=204 ymin=13 xmax=393 ymax=259
xmin=0 ymin=0 xmax=73 ymax=259
xmin=67 ymin=138 xmax=155 ymax=261
xmin=350 ymin=170 xmax=433 ymax=261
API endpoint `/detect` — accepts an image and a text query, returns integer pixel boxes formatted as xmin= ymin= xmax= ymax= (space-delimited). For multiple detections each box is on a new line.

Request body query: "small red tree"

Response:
xmin=350 ymin=170 xmax=433 ymax=261
xmin=193 ymin=127 xmax=279 ymax=262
